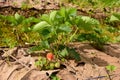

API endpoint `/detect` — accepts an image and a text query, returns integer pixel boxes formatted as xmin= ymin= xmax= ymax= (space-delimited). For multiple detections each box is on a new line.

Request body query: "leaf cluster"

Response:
xmin=31 ymin=8 xmax=110 ymax=61
xmin=0 ymin=13 xmax=40 ymax=47
xmin=0 ymin=8 xmax=118 ymax=61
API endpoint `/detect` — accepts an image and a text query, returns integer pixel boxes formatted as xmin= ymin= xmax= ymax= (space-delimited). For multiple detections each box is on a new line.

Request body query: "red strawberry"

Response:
xmin=46 ymin=53 xmax=54 ymax=61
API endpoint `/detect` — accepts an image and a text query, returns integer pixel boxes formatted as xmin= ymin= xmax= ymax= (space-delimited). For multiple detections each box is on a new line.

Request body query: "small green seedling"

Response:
xmin=106 ymin=65 xmax=116 ymax=72
xmin=50 ymin=74 xmax=60 ymax=80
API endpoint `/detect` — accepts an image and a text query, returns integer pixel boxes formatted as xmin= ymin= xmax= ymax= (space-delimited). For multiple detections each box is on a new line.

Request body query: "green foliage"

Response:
xmin=66 ymin=47 xmax=81 ymax=61
xmin=30 ymin=8 xmax=116 ymax=60
xmin=2 ymin=38 xmax=17 ymax=48
xmin=61 ymin=0 xmax=120 ymax=8
xmin=0 ymin=28 xmax=2 ymax=35
xmin=76 ymin=30 xmax=110 ymax=50
xmin=106 ymin=65 xmax=116 ymax=72
xmin=74 ymin=16 xmax=99 ymax=31
xmin=35 ymin=57 xmax=47 ymax=68
xmin=110 ymin=13 xmax=120 ymax=22
xmin=0 ymin=13 xmax=40 ymax=47
xmin=0 ymin=7 xmax=119 ymax=64
xmin=99 ymin=0 xmax=119 ymax=6
xmin=59 ymin=48 xmax=69 ymax=57
xmin=50 ymin=74 xmax=60 ymax=80
xmin=33 ymin=21 xmax=51 ymax=32
xmin=35 ymin=57 xmax=61 ymax=70
xmin=32 ymin=8 xmax=81 ymax=61
xmin=58 ymin=46 xmax=80 ymax=61
xmin=21 ymin=2 xmax=32 ymax=10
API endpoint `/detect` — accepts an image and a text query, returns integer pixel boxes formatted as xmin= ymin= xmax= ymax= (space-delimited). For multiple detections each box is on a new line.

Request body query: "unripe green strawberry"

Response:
xmin=49 ymin=63 xmax=55 ymax=69
xmin=55 ymin=62 xmax=60 ymax=68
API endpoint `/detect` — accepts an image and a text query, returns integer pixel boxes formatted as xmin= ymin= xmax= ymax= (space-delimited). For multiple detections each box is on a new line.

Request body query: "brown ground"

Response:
xmin=0 ymin=0 xmax=120 ymax=80
xmin=0 ymin=0 xmax=120 ymax=20
xmin=0 ymin=43 xmax=120 ymax=80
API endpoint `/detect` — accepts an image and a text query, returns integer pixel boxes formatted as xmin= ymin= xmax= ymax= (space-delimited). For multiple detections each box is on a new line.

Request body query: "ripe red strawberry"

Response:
xmin=46 ymin=53 xmax=54 ymax=61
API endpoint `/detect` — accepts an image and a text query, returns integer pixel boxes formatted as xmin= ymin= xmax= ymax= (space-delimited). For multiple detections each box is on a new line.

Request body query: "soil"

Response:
xmin=0 ymin=0 xmax=120 ymax=28
xmin=0 ymin=43 xmax=120 ymax=80
xmin=0 ymin=0 xmax=120 ymax=20
xmin=0 ymin=0 xmax=120 ymax=80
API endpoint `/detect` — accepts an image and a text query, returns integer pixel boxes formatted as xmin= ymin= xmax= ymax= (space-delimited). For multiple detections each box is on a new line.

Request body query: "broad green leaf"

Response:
xmin=60 ymin=48 xmax=68 ymax=57
xmin=76 ymin=16 xmax=99 ymax=31
xmin=81 ymin=16 xmax=99 ymax=25
xmin=33 ymin=21 xmax=51 ymax=31
xmin=30 ymin=40 xmax=50 ymax=50
xmin=39 ymin=28 xmax=51 ymax=38
xmin=41 ymin=14 xmax=50 ymax=23
xmin=59 ymin=7 xmax=66 ymax=18
xmin=40 ymin=40 xmax=50 ymax=49
xmin=76 ymin=34 xmax=87 ymax=42
xmin=76 ymin=17 xmax=92 ymax=30
xmin=107 ymin=27 xmax=117 ymax=33
xmin=23 ymin=17 xmax=39 ymax=24
xmin=15 ymin=13 xmax=21 ymax=20
xmin=67 ymin=47 xmax=81 ymax=61
xmin=50 ymin=74 xmax=60 ymax=80
xmin=6 ymin=16 xmax=18 ymax=26
xmin=94 ymin=28 xmax=102 ymax=34
xmin=106 ymin=65 xmax=116 ymax=72
xmin=15 ymin=13 xmax=24 ymax=23
xmin=57 ymin=24 xmax=72 ymax=33
xmin=50 ymin=11 xmax=57 ymax=21
xmin=110 ymin=14 xmax=120 ymax=22
xmin=67 ymin=8 xmax=77 ymax=17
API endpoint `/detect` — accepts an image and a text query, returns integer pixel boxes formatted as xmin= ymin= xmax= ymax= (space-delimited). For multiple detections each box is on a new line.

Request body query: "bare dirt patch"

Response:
xmin=0 ymin=43 xmax=120 ymax=80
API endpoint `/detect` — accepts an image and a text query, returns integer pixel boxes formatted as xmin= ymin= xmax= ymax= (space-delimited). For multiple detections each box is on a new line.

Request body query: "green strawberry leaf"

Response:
xmin=33 ymin=21 xmax=51 ymax=31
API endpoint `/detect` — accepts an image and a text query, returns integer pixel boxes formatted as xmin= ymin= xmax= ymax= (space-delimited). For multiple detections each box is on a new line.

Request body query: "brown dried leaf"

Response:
xmin=2 ymin=47 xmax=18 ymax=57
xmin=8 ymin=68 xmax=30 ymax=80
xmin=21 ymin=69 xmax=60 ymax=80
xmin=57 ymin=69 xmax=77 ymax=80
xmin=0 ymin=62 xmax=20 ymax=80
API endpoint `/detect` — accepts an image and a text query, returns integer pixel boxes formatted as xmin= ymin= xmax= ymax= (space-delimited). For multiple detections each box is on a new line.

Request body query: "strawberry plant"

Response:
xmin=31 ymin=7 xmax=114 ymax=62
xmin=109 ymin=13 xmax=120 ymax=27
xmin=106 ymin=65 xmax=116 ymax=72
xmin=106 ymin=65 xmax=117 ymax=79
xmin=35 ymin=56 xmax=61 ymax=70
xmin=50 ymin=74 xmax=60 ymax=80
xmin=32 ymin=8 xmax=81 ymax=61
xmin=76 ymin=28 xmax=110 ymax=50
xmin=73 ymin=15 xmax=110 ymax=50
xmin=105 ymin=13 xmax=120 ymax=42
xmin=0 ymin=7 xmax=117 ymax=70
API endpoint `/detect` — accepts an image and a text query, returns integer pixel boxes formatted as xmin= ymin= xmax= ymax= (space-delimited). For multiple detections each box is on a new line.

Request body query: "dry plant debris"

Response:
xmin=0 ymin=43 xmax=120 ymax=80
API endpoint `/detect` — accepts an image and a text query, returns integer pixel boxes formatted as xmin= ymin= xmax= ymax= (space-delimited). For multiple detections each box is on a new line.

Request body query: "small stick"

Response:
xmin=86 ymin=75 xmax=107 ymax=80
xmin=3 ymin=50 xmax=30 ymax=70
xmin=105 ymin=69 xmax=112 ymax=80
xmin=86 ymin=73 xmax=120 ymax=80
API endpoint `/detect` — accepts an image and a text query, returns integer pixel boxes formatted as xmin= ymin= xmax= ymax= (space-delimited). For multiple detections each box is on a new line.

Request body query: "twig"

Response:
xmin=86 ymin=75 xmax=107 ymax=80
xmin=3 ymin=50 xmax=30 ymax=70
xmin=105 ymin=69 xmax=112 ymax=80
xmin=85 ymin=73 xmax=120 ymax=80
